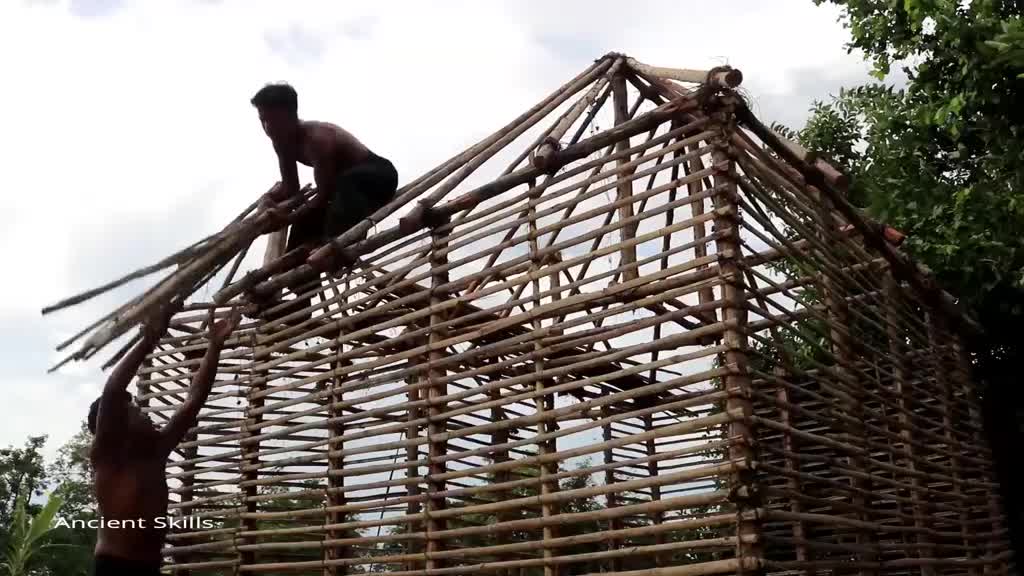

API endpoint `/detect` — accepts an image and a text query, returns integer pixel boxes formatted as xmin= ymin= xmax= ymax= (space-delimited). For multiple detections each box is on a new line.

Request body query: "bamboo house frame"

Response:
xmin=45 ymin=53 xmax=1012 ymax=574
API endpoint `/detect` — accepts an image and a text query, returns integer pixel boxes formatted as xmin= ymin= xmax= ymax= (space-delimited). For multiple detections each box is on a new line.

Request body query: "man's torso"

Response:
xmin=92 ymin=453 xmax=169 ymax=563
xmin=297 ymin=120 xmax=371 ymax=172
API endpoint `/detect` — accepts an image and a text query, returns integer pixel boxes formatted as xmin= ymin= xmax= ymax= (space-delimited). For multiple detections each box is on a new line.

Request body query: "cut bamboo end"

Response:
xmin=625 ymin=57 xmax=744 ymax=90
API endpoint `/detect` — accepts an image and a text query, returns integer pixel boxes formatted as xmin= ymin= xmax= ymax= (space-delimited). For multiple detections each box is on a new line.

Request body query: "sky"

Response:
xmin=0 ymin=0 xmax=882 ymax=460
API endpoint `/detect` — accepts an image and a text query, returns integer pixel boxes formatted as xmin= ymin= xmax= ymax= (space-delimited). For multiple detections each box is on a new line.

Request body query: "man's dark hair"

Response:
xmin=88 ymin=397 xmax=101 ymax=435
xmin=251 ymin=83 xmax=298 ymax=114
xmin=87 ymin=390 xmax=131 ymax=435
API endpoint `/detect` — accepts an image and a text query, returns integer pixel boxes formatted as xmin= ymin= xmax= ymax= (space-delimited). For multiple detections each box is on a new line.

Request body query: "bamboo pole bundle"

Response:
xmin=43 ymin=186 xmax=315 ymax=368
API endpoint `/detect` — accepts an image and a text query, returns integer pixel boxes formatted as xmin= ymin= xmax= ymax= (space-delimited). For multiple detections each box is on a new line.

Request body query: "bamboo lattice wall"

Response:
xmin=50 ymin=53 xmax=1012 ymax=574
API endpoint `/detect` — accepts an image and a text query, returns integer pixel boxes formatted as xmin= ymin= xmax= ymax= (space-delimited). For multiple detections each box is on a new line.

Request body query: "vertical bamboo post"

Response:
xmin=745 ymin=270 xmax=808 ymax=572
xmin=325 ymin=336 xmax=349 ymax=575
xmin=174 ymin=350 xmax=198 ymax=576
xmin=612 ymin=67 xmax=640 ymax=284
xmin=239 ymin=332 xmax=265 ymax=572
xmin=406 ymin=360 xmax=424 ymax=572
xmin=883 ymin=277 xmax=934 ymax=576
xmin=549 ymin=252 xmax=563 ymax=311
xmin=425 ymin=222 xmax=450 ymax=570
xmin=813 ymin=191 xmax=877 ymax=571
xmin=179 ymin=438 xmax=197 ymax=576
xmin=601 ymin=404 xmax=621 ymax=573
xmin=776 ymin=371 xmax=809 ymax=571
xmin=643 ymin=412 xmax=666 ymax=567
xmin=952 ymin=340 xmax=1002 ymax=575
xmin=683 ymin=135 xmax=718 ymax=328
xmin=927 ymin=314 xmax=976 ymax=575
xmin=528 ymin=181 xmax=558 ymax=576
xmin=489 ymin=376 xmax=511 ymax=576
xmin=709 ymin=99 xmax=763 ymax=568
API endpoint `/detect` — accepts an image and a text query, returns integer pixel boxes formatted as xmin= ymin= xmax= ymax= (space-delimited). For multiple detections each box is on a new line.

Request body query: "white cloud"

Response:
xmin=1 ymin=0 xmax=867 ymax=456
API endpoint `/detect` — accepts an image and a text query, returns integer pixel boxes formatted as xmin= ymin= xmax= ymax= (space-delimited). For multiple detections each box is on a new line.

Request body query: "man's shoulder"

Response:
xmin=301 ymin=119 xmax=344 ymax=135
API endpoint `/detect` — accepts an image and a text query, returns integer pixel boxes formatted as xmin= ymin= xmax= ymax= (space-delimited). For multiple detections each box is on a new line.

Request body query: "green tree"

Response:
xmin=0 ymin=437 xmax=47 ymax=530
xmin=0 ymin=429 xmax=98 ymax=576
xmin=41 ymin=426 xmax=96 ymax=575
xmin=47 ymin=425 xmax=94 ymax=520
xmin=797 ymin=0 xmax=1024 ymax=372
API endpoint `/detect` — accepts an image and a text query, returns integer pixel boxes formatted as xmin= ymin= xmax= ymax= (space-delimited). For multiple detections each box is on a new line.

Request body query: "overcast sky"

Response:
xmin=0 ymin=0 xmax=881 ymax=458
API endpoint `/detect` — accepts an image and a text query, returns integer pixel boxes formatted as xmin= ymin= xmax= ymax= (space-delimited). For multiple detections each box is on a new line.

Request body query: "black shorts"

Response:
xmin=93 ymin=554 xmax=161 ymax=576
xmin=287 ymin=152 xmax=399 ymax=252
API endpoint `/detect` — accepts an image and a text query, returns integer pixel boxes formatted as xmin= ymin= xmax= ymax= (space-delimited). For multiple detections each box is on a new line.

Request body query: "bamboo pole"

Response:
xmin=325 ymin=328 xmax=348 ymax=575
xmin=625 ymin=57 xmax=743 ymax=90
xmin=611 ymin=67 xmax=640 ymax=285
xmin=425 ymin=223 xmax=449 ymax=570
xmin=884 ymin=276 xmax=935 ymax=575
xmin=813 ymin=190 xmax=878 ymax=572
xmin=708 ymin=98 xmax=762 ymax=565
xmin=526 ymin=179 xmax=559 ymax=576
xmin=239 ymin=331 xmax=264 ymax=569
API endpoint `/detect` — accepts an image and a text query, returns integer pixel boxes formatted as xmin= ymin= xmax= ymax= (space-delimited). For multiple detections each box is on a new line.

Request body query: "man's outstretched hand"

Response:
xmin=259 ymin=193 xmax=290 ymax=229
xmin=209 ymin=307 xmax=242 ymax=346
xmin=143 ymin=301 xmax=180 ymax=341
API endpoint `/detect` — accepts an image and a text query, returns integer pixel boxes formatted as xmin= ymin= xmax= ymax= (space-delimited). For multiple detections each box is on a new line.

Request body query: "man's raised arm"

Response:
xmin=158 ymin=308 xmax=242 ymax=455
xmin=94 ymin=304 xmax=177 ymax=446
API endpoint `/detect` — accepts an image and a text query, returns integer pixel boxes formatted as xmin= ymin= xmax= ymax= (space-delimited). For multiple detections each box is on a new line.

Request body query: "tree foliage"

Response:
xmin=1 ymin=492 xmax=69 ymax=576
xmin=787 ymin=0 xmax=1024 ymax=378
xmin=0 ymin=431 xmax=96 ymax=575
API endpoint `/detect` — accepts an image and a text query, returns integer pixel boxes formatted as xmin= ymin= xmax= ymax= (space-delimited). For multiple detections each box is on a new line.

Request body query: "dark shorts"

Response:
xmin=93 ymin=554 xmax=161 ymax=576
xmin=287 ymin=151 xmax=399 ymax=252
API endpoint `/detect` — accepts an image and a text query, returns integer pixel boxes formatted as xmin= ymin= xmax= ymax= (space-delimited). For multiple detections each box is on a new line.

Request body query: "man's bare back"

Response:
xmin=92 ymin=447 xmax=169 ymax=561
xmin=88 ymin=306 xmax=240 ymax=574
xmin=294 ymin=120 xmax=370 ymax=172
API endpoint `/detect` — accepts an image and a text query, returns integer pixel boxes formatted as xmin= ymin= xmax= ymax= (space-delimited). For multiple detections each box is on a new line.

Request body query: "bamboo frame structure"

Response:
xmin=44 ymin=53 xmax=1010 ymax=575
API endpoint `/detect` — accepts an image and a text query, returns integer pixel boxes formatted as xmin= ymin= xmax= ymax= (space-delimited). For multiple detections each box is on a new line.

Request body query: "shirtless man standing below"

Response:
xmin=250 ymin=83 xmax=399 ymax=322
xmin=88 ymin=305 xmax=241 ymax=575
